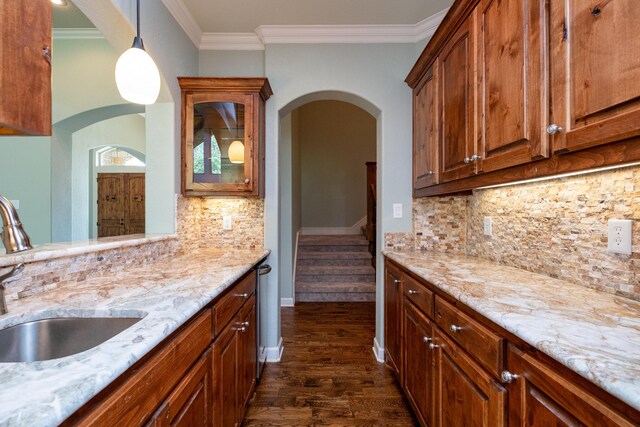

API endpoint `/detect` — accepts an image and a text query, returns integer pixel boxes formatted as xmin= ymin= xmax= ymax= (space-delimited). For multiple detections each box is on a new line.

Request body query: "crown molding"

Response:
xmin=160 ymin=0 xmax=203 ymax=48
xmin=200 ymin=33 xmax=265 ymax=50
xmin=53 ymin=28 xmax=104 ymax=40
xmin=415 ymin=8 xmax=450 ymax=41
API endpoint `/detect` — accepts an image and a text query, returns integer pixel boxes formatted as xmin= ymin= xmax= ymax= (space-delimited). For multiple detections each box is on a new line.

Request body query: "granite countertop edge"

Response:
xmin=382 ymin=249 xmax=640 ymax=412
xmin=0 ymin=247 xmax=269 ymax=427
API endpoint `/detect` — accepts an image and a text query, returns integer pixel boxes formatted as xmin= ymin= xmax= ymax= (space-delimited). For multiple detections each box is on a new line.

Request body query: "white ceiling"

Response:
xmin=182 ymin=0 xmax=454 ymax=33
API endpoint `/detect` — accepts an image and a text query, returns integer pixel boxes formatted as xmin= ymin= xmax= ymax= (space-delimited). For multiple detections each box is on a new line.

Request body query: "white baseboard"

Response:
xmin=266 ymin=337 xmax=284 ymax=362
xmin=301 ymin=216 xmax=367 ymax=235
xmin=281 ymin=298 xmax=295 ymax=307
xmin=372 ymin=337 xmax=385 ymax=363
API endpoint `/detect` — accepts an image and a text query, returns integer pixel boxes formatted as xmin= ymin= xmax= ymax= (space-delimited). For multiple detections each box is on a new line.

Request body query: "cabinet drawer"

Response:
xmin=213 ymin=270 xmax=256 ymax=337
xmin=402 ymin=273 xmax=434 ymax=318
xmin=434 ymin=296 xmax=504 ymax=377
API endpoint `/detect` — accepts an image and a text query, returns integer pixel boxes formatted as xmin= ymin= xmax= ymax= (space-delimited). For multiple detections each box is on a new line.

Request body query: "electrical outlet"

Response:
xmin=483 ymin=216 xmax=493 ymax=236
xmin=607 ymin=219 xmax=632 ymax=255
xmin=223 ymin=216 xmax=233 ymax=230
xmin=393 ymin=204 xmax=403 ymax=219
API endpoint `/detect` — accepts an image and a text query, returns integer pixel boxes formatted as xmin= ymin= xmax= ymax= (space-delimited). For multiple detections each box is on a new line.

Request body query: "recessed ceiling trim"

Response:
xmin=53 ymin=28 xmax=104 ymax=40
xmin=200 ymin=33 xmax=265 ymax=50
xmin=160 ymin=0 xmax=203 ymax=47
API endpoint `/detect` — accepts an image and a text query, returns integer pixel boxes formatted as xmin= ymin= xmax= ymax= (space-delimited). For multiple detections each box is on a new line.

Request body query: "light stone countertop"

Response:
xmin=383 ymin=249 xmax=640 ymax=412
xmin=0 ymin=247 xmax=269 ymax=427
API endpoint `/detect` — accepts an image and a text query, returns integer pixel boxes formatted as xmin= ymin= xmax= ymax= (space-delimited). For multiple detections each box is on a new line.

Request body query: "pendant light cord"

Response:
xmin=136 ymin=0 xmax=141 ymax=39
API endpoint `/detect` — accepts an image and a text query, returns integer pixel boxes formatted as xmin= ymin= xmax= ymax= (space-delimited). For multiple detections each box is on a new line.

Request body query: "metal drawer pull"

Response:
xmin=464 ymin=157 xmax=471 ymax=164
xmin=429 ymin=343 xmax=439 ymax=350
xmin=450 ymin=324 xmax=463 ymax=333
xmin=501 ymin=371 xmax=520 ymax=383
xmin=470 ymin=154 xmax=482 ymax=161
xmin=423 ymin=336 xmax=432 ymax=343
xmin=546 ymin=124 xmax=564 ymax=135
xmin=240 ymin=321 xmax=249 ymax=326
xmin=236 ymin=293 xmax=249 ymax=298
xmin=408 ymin=289 xmax=418 ymax=295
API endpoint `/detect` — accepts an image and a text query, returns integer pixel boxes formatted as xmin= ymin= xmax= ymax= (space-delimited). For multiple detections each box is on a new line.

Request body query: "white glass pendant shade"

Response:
xmin=228 ymin=140 xmax=245 ymax=164
xmin=115 ymin=46 xmax=161 ymax=105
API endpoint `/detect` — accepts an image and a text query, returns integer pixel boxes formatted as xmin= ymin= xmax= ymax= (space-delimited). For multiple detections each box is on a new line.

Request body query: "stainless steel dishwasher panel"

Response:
xmin=255 ymin=262 xmax=271 ymax=379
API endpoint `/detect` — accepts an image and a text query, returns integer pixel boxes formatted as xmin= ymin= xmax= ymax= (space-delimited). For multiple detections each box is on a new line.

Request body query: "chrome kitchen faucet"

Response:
xmin=0 ymin=194 xmax=32 ymax=254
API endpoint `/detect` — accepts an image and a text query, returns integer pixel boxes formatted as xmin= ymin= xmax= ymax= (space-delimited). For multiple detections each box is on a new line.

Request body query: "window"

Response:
xmin=96 ymin=147 xmax=145 ymax=167
xmin=193 ymin=134 xmax=221 ymax=176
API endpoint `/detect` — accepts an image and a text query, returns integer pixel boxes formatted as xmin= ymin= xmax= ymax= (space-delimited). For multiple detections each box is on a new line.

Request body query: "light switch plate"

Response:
xmin=223 ymin=216 xmax=233 ymax=230
xmin=393 ymin=204 xmax=403 ymax=219
xmin=483 ymin=217 xmax=492 ymax=236
xmin=607 ymin=219 xmax=632 ymax=255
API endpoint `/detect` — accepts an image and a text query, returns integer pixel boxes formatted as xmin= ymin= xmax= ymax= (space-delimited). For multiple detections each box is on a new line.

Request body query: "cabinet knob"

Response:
xmin=408 ymin=289 xmax=418 ymax=295
xmin=501 ymin=370 xmax=520 ymax=383
xmin=43 ymin=47 xmax=52 ymax=64
xmin=449 ymin=324 xmax=463 ymax=333
xmin=244 ymin=179 xmax=250 ymax=184
xmin=234 ymin=326 xmax=247 ymax=332
xmin=429 ymin=343 xmax=439 ymax=350
xmin=236 ymin=293 xmax=249 ymax=298
xmin=394 ymin=279 xmax=401 ymax=286
xmin=464 ymin=157 xmax=471 ymax=164
xmin=547 ymin=124 xmax=564 ymax=135
xmin=240 ymin=321 xmax=250 ymax=326
xmin=423 ymin=336 xmax=432 ymax=343
xmin=427 ymin=170 xmax=434 ymax=175
xmin=470 ymin=154 xmax=482 ymax=161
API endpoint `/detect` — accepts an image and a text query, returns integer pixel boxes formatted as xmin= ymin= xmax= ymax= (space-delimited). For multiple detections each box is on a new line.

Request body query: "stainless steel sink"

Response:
xmin=0 ymin=317 xmax=142 ymax=363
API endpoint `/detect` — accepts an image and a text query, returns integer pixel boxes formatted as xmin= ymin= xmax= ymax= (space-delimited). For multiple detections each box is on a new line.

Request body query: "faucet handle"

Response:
xmin=0 ymin=263 xmax=25 ymax=283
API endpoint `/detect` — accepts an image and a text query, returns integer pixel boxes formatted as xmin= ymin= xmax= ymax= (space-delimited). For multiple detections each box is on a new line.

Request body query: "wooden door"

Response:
xmin=97 ymin=174 xmax=125 ymax=237
xmin=413 ymin=61 xmax=440 ymax=191
xmin=0 ymin=0 xmax=51 ymax=136
xmin=440 ymin=18 xmax=476 ymax=182
xmin=433 ymin=329 xmax=506 ymax=427
xmin=212 ymin=317 xmax=240 ymax=427
xmin=147 ymin=350 xmax=212 ymax=427
xmin=384 ymin=261 xmax=402 ymax=377
xmin=506 ymin=345 xmax=637 ymax=426
xmin=550 ymin=0 xmax=640 ymax=154
xmin=126 ymin=174 xmax=146 ymax=235
xmin=403 ymin=300 xmax=434 ymax=426
xmin=476 ymin=0 xmax=548 ymax=173
xmin=98 ymin=173 xmax=145 ymax=238
xmin=238 ymin=297 xmax=257 ymax=415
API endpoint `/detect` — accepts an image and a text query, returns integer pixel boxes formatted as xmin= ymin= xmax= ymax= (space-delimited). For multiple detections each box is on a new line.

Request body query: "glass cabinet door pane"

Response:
xmin=192 ymin=101 xmax=246 ymax=184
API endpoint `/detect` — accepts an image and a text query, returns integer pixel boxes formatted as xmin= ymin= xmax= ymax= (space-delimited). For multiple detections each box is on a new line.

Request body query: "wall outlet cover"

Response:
xmin=483 ymin=216 xmax=493 ymax=236
xmin=223 ymin=216 xmax=233 ymax=230
xmin=607 ymin=219 xmax=632 ymax=255
xmin=393 ymin=203 xmax=403 ymax=219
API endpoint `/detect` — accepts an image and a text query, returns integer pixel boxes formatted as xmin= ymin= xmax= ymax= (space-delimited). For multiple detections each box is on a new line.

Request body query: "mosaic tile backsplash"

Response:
xmin=177 ymin=196 xmax=265 ymax=251
xmin=389 ymin=165 xmax=640 ymax=300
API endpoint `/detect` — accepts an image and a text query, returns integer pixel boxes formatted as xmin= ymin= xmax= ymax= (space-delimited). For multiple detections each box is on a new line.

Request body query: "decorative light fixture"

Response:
xmin=115 ymin=0 xmax=160 ymax=105
xmin=228 ymin=112 xmax=245 ymax=164
xmin=51 ymin=0 xmax=68 ymax=6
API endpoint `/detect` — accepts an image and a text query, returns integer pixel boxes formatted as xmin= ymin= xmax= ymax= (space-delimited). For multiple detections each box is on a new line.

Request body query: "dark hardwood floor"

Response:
xmin=243 ymin=302 xmax=417 ymax=426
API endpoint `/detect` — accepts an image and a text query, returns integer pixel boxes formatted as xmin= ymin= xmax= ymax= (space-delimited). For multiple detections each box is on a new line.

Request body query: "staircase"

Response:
xmin=295 ymin=235 xmax=376 ymax=302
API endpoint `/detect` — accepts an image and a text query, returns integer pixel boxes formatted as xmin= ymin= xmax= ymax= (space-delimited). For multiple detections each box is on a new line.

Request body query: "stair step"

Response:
xmin=296 ymin=292 xmax=376 ymax=302
xmin=298 ymin=251 xmax=371 ymax=259
xmin=296 ymin=281 xmax=375 ymax=293
xmin=297 ymin=257 xmax=371 ymax=266
xmin=296 ymin=265 xmax=375 ymax=275
xmin=299 ymin=235 xmax=368 ymax=246
xmin=299 ymin=244 xmax=369 ymax=253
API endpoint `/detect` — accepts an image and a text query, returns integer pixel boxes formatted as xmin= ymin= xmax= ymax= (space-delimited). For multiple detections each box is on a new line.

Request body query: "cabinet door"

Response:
xmin=184 ymin=93 xmax=256 ymax=195
xmin=433 ymin=329 xmax=506 ymax=427
xmin=403 ymin=300 xmax=434 ymax=426
xmin=440 ymin=18 xmax=476 ymax=183
xmin=0 ymin=0 xmax=51 ymax=136
xmin=148 ymin=350 xmax=212 ymax=427
xmin=212 ymin=316 xmax=240 ymax=427
xmin=413 ymin=61 xmax=440 ymax=191
xmin=384 ymin=261 xmax=402 ymax=377
xmin=476 ymin=0 xmax=548 ymax=173
xmin=550 ymin=0 xmax=640 ymax=153
xmin=238 ymin=297 xmax=257 ymax=413
xmin=506 ymin=345 xmax=637 ymax=426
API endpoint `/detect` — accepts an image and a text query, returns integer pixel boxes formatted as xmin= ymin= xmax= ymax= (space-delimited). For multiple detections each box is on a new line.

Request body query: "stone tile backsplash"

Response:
xmin=404 ymin=165 xmax=640 ymax=300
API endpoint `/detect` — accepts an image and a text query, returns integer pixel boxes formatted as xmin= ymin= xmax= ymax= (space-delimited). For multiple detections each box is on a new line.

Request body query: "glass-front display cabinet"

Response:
xmin=179 ymin=77 xmax=272 ymax=197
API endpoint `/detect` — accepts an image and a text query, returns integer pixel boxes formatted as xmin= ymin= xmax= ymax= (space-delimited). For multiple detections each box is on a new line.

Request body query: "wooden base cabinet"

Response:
xmin=505 ymin=345 xmax=637 ymax=427
xmin=384 ymin=261 xmax=403 ymax=377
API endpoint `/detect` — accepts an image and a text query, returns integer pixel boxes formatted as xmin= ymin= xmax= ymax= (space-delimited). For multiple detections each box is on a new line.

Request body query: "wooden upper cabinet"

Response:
xmin=440 ymin=18 xmax=476 ymax=183
xmin=413 ymin=61 xmax=440 ymax=191
xmin=0 ymin=0 xmax=52 ymax=136
xmin=476 ymin=0 xmax=549 ymax=173
xmin=179 ymin=78 xmax=272 ymax=197
xmin=550 ymin=0 xmax=640 ymax=154
xmin=506 ymin=345 xmax=638 ymax=426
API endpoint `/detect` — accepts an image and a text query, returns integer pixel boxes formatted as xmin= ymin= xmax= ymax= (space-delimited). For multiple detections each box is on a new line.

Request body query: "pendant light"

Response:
xmin=115 ymin=0 xmax=161 ymax=105
xmin=228 ymin=108 xmax=245 ymax=164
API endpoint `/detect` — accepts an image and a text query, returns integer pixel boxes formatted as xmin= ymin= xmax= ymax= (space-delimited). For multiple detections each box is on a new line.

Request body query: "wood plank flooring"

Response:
xmin=242 ymin=302 xmax=417 ymax=426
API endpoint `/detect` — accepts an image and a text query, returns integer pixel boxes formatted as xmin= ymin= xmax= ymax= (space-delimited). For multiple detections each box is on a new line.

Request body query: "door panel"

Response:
xmin=97 ymin=175 xmax=125 ymax=237
xmin=551 ymin=0 xmax=640 ymax=153
xmin=212 ymin=319 xmax=239 ymax=427
xmin=413 ymin=61 xmax=440 ymax=190
xmin=384 ymin=261 xmax=402 ymax=377
xmin=127 ymin=174 xmax=146 ymax=235
xmin=477 ymin=0 xmax=548 ymax=172
xmin=440 ymin=19 xmax=476 ymax=182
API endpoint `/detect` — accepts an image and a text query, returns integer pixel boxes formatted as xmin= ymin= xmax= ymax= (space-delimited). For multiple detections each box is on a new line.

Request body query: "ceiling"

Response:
xmin=52 ymin=1 xmax=94 ymax=29
xmin=181 ymin=0 xmax=453 ymax=33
